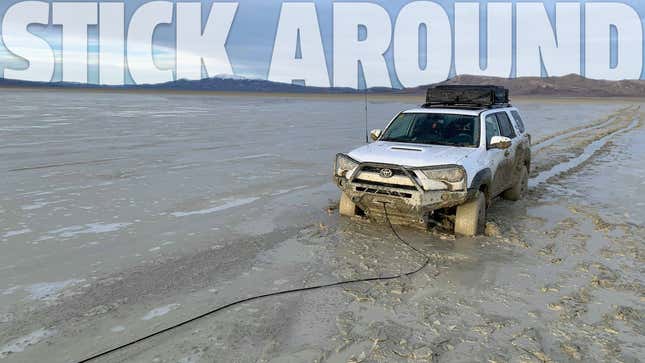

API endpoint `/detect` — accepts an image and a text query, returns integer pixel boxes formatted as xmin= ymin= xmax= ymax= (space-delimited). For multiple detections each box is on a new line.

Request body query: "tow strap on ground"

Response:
xmin=77 ymin=202 xmax=430 ymax=363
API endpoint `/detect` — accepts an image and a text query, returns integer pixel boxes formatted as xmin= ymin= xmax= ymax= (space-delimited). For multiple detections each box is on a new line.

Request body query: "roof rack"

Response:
xmin=423 ymin=85 xmax=511 ymax=109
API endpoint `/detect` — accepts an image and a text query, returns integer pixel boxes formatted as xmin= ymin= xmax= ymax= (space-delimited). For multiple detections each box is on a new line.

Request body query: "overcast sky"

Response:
xmin=0 ymin=0 xmax=644 ymax=86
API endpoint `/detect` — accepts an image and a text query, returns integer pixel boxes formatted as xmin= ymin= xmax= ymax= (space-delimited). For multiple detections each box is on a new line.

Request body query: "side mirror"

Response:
xmin=370 ymin=129 xmax=382 ymax=141
xmin=489 ymin=136 xmax=512 ymax=149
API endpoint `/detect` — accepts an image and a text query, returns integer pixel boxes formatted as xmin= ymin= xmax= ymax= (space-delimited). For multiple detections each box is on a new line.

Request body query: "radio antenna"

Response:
xmin=364 ymin=87 xmax=368 ymax=143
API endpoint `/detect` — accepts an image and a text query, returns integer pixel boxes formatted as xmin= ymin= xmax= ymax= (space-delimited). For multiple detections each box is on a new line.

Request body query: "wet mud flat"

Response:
xmin=0 ymin=90 xmax=643 ymax=362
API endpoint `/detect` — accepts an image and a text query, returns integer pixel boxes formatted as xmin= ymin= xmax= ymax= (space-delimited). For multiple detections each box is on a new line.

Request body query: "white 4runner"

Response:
xmin=334 ymin=86 xmax=530 ymax=236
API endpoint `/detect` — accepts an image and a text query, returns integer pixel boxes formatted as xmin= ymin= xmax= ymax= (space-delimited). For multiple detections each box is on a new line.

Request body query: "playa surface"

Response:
xmin=0 ymin=90 xmax=643 ymax=362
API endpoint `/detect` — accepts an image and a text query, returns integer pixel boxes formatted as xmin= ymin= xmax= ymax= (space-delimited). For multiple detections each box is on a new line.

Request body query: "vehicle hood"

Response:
xmin=348 ymin=141 xmax=477 ymax=167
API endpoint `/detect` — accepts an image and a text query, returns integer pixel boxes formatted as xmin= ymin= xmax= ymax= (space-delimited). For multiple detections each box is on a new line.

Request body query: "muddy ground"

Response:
xmin=0 ymin=90 xmax=643 ymax=362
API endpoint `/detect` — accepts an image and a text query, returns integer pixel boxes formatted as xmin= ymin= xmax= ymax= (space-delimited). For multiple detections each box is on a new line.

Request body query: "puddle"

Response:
xmin=0 ymin=328 xmax=56 ymax=358
xmin=141 ymin=304 xmax=180 ymax=321
xmin=1 ymin=229 xmax=31 ymax=239
xmin=25 ymin=279 xmax=85 ymax=301
xmin=171 ymin=197 xmax=260 ymax=217
xmin=47 ymin=223 xmax=132 ymax=238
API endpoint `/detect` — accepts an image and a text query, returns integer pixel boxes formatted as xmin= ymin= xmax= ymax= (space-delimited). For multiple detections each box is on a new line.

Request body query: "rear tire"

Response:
xmin=339 ymin=192 xmax=357 ymax=217
xmin=455 ymin=192 xmax=486 ymax=236
xmin=503 ymin=166 xmax=529 ymax=201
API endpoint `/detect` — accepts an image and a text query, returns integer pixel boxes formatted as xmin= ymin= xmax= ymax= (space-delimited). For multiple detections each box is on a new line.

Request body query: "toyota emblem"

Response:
xmin=379 ymin=168 xmax=393 ymax=178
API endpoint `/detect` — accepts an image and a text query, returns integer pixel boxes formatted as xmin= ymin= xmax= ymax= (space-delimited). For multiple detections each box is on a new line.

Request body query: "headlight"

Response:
xmin=415 ymin=166 xmax=467 ymax=191
xmin=334 ymin=154 xmax=359 ymax=179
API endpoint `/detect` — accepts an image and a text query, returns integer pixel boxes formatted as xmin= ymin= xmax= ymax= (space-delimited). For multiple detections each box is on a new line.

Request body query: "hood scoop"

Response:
xmin=390 ymin=146 xmax=424 ymax=152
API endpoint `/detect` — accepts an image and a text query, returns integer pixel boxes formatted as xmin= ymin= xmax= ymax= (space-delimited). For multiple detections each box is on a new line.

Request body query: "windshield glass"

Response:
xmin=380 ymin=112 xmax=479 ymax=147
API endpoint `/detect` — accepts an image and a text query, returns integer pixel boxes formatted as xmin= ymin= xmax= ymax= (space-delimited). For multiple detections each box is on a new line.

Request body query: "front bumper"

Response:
xmin=335 ymin=160 xmax=473 ymax=223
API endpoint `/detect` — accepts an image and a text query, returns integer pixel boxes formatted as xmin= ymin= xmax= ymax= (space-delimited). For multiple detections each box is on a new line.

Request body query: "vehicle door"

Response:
xmin=496 ymin=111 xmax=524 ymax=188
xmin=510 ymin=110 xmax=531 ymax=172
xmin=484 ymin=113 xmax=508 ymax=196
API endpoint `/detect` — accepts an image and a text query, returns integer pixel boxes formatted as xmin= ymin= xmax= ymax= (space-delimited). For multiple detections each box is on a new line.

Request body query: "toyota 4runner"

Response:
xmin=334 ymin=85 xmax=531 ymax=236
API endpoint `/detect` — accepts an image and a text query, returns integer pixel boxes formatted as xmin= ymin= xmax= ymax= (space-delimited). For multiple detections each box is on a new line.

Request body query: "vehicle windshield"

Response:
xmin=380 ymin=112 xmax=479 ymax=147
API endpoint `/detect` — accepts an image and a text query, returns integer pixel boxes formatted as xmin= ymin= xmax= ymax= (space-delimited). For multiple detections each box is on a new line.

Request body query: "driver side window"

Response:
xmin=485 ymin=114 xmax=501 ymax=146
xmin=385 ymin=113 xmax=415 ymax=139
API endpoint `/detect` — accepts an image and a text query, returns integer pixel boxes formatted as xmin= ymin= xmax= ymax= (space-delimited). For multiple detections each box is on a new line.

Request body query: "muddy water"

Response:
xmin=0 ymin=90 xmax=643 ymax=362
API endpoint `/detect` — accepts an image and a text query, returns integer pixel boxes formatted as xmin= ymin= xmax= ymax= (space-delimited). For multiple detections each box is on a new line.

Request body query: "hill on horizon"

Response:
xmin=416 ymin=74 xmax=645 ymax=98
xmin=1 ymin=74 xmax=644 ymax=97
xmin=0 ymin=76 xmax=359 ymax=94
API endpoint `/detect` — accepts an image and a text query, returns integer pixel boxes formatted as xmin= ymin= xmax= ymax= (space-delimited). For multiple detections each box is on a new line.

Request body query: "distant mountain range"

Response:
xmin=424 ymin=74 xmax=645 ymax=97
xmin=0 ymin=76 xmax=357 ymax=94
xmin=1 ymin=73 xmax=644 ymax=97
xmin=141 ymin=76 xmax=361 ymax=93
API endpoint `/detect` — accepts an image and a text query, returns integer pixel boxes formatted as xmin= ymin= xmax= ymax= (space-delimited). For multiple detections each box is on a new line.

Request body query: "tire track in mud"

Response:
xmin=530 ymin=117 xmax=641 ymax=188
xmin=511 ymin=129 xmax=645 ymax=362
xmin=531 ymin=105 xmax=637 ymax=152
xmin=531 ymin=106 xmax=637 ymax=154
xmin=529 ymin=106 xmax=642 ymax=186
xmin=7 ymin=157 xmax=128 ymax=172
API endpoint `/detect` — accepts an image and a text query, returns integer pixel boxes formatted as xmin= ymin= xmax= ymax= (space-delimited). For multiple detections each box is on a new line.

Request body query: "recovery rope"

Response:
xmin=77 ymin=202 xmax=430 ymax=362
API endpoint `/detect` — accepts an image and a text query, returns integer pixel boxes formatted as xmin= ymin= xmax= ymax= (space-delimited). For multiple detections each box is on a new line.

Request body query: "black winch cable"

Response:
xmin=77 ymin=202 xmax=430 ymax=363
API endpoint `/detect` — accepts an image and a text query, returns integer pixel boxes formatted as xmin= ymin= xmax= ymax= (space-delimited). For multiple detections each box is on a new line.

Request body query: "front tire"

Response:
xmin=455 ymin=192 xmax=486 ymax=236
xmin=339 ymin=192 xmax=357 ymax=217
xmin=502 ymin=165 xmax=529 ymax=201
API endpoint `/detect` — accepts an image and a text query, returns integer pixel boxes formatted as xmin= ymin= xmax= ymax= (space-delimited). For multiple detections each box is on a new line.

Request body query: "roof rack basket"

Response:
xmin=423 ymin=85 xmax=510 ymax=109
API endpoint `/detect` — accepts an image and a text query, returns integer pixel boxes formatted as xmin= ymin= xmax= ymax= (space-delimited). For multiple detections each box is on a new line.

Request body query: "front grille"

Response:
xmin=356 ymin=186 xmax=413 ymax=199
xmin=354 ymin=164 xmax=418 ymax=189
xmin=360 ymin=166 xmax=406 ymax=176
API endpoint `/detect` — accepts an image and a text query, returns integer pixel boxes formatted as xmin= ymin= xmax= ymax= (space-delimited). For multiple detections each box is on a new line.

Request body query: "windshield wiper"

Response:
xmin=382 ymin=137 xmax=412 ymax=143
xmin=383 ymin=139 xmax=473 ymax=147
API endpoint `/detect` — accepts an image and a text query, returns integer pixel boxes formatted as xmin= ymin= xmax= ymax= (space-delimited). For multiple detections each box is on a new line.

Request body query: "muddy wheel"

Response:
xmin=455 ymin=192 xmax=486 ymax=236
xmin=503 ymin=166 xmax=529 ymax=201
xmin=339 ymin=192 xmax=357 ymax=217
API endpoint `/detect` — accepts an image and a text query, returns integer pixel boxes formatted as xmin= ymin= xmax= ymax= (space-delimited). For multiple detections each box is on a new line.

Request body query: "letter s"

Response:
xmin=2 ymin=1 xmax=55 ymax=82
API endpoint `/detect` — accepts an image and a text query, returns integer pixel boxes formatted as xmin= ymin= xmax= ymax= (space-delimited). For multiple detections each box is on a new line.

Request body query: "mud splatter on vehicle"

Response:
xmin=335 ymin=86 xmax=531 ymax=237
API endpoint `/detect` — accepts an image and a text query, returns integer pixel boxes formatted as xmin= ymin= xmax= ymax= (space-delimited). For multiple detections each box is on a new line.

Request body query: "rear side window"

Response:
xmin=496 ymin=112 xmax=517 ymax=139
xmin=511 ymin=111 xmax=526 ymax=133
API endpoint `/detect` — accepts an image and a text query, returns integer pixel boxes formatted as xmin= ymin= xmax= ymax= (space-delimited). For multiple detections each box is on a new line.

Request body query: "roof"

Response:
xmin=403 ymin=107 xmax=486 ymax=116
xmin=403 ymin=105 xmax=516 ymax=116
